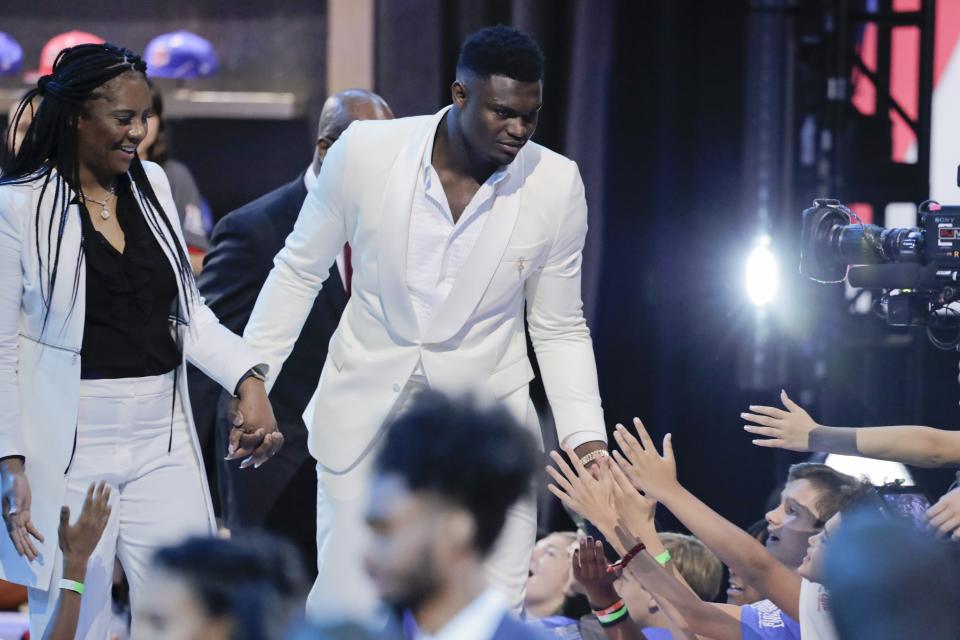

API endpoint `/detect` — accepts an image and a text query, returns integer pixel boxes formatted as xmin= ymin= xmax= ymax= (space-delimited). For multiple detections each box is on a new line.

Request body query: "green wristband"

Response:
xmin=59 ymin=578 xmax=84 ymax=595
xmin=654 ymin=549 xmax=672 ymax=566
xmin=598 ymin=605 xmax=629 ymax=627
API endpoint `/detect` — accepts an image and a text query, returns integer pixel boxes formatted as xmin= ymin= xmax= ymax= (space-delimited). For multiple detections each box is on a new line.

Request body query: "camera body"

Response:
xmin=799 ymin=199 xmax=960 ymax=333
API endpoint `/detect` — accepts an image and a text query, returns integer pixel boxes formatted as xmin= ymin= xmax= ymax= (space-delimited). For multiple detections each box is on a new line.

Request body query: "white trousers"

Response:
xmin=305 ymin=376 xmax=538 ymax=620
xmin=28 ymin=372 xmax=211 ymax=640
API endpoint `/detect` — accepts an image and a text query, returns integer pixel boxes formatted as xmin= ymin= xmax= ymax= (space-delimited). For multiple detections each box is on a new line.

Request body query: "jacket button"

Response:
xmin=392 ymin=383 xmax=401 ymax=392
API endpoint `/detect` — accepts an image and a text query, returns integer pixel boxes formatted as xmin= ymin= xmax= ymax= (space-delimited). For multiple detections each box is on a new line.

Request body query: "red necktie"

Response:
xmin=343 ymin=242 xmax=353 ymax=297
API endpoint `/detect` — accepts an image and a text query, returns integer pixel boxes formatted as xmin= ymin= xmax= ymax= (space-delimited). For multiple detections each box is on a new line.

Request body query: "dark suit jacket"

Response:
xmin=188 ymin=172 xmax=347 ymax=526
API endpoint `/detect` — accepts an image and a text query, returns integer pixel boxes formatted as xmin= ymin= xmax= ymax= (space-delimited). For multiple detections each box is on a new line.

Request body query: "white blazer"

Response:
xmin=0 ymin=162 xmax=263 ymax=589
xmin=245 ymin=107 xmax=605 ymax=474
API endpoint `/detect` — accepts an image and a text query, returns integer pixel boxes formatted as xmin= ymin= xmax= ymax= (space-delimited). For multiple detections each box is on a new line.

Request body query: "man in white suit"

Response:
xmin=242 ymin=25 xmax=607 ymax=618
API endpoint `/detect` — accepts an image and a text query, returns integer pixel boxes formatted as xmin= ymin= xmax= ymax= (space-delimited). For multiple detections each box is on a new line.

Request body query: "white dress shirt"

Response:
xmin=416 ymin=589 xmax=508 ymax=640
xmin=405 ymin=132 xmax=508 ymax=335
xmin=304 ymin=165 xmax=347 ymax=285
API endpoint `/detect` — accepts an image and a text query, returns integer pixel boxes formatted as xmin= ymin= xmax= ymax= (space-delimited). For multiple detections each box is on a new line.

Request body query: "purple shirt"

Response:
xmin=740 ymin=600 xmax=801 ymax=640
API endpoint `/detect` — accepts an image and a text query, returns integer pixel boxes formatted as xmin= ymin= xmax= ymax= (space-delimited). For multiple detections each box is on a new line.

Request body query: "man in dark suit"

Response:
xmin=189 ymin=89 xmax=393 ymax=575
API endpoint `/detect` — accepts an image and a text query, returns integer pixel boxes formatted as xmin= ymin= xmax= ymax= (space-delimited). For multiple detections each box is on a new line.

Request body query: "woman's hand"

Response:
xmin=1 ymin=458 xmax=44 ymax=561
xmin=226 ymin=377 xmax=283 ymax=469
xmin=742 ymin=390 xmax=818 ymax=452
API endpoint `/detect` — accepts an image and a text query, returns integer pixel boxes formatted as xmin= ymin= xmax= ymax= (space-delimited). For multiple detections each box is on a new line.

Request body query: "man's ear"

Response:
xmin=444 ymin=509 xmax=476 ymax=552
xmin=451 ymin=79 xmax=468 ymax=109
xmin=315 ymin=136 xmax=333 ymax=163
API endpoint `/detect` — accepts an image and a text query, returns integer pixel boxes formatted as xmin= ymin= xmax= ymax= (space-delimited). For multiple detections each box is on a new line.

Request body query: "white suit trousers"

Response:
xmin=305 ymin=376 xmax=538 ymax=620
xmin=28 ymin=372 xmax=211 ymax=640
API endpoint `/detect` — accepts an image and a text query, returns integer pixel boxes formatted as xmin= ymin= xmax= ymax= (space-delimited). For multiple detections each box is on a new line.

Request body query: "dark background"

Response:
xmin=4 ymin=0 xmax=958 ymax=536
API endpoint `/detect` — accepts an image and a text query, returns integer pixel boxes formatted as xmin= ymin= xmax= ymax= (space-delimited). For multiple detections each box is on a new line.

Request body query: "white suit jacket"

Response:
xmin=244 ymin=107 xmax=605 ymax=473
xmin=0 ymin=162 xmax=263 ymax=588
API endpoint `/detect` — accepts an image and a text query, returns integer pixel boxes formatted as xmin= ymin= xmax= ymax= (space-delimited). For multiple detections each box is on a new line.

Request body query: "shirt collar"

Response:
xmin=417 ymin=589 xmax=508 ymax=640
xmin=421 ymin=115 xmax=513 ymax=191
xmin=303 ymin=163 xmax=318 ymax=192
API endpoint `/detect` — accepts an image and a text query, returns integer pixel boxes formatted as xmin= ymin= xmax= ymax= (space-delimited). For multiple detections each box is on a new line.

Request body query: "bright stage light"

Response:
xmin=745 ymin=236 xmax=779 ymax=307
xmin=824 ymin=454 xmax=914 ymax=486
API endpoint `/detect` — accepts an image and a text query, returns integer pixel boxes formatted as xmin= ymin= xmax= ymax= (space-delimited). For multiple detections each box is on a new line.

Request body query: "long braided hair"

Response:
xmin=0 ymin=43 xmax=196 ymax=332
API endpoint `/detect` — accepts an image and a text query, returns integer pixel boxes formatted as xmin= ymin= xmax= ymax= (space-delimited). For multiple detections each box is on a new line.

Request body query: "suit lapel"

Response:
xmin=376 ymin=107 xmax=450 ymax=343
xmin=34 ymin=172 xmax=85 ymax=345
xmin=423 ymin=148 xmax=525 ymax=344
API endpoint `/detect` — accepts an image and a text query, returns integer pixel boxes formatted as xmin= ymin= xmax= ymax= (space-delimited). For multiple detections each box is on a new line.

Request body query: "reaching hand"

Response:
xmin=608 ymin=457 xmax=658 ymax=539
xmin=59 ymin=482 xmax=111 ymax=565
xmin=573 ymin=536 xmax=619 ymax=608
xmin=546 ymin=446 xmax=617 ymax=535
xmin=225 ymin=378 xmax=283 ymax=469
xmin=742 ymin=390 xmax=818 ymax=452
xmin=612 ymin=418 xmax=678 ymax=502
xmin=1 ymin=460 xmax=44 ymax=561
xmin=927 ymin=487 xmax=960 ymax=540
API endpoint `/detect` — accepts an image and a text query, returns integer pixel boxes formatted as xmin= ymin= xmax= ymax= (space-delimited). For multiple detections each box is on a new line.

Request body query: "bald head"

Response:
xmin=312 ymin=89 xmax=393 ymax=174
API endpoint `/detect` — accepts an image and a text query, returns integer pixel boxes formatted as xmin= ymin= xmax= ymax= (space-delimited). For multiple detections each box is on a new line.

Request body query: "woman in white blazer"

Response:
xmin=0 ymin=43 xmax=282 ymax=639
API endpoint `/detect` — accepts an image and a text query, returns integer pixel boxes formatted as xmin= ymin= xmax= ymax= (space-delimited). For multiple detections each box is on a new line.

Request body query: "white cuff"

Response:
xmin=562 ymin=430 xmax=608 ymax=451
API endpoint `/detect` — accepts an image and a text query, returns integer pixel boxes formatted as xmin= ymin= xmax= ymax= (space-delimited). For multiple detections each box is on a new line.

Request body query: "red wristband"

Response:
xmin=606 ymin=542 xmax=646 ymax=573
xmin=593 ymin=598 xmax=625 ymax=616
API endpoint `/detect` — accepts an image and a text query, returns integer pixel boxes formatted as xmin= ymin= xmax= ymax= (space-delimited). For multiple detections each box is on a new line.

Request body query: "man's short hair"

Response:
xmin=658 ymin=533 xmax=723 ymax=601
xmin=456 ymin=25 xmax=544 ymax=82
xmin=787 ymin=462 xmax=868 ymax=525
xmin=374 ymin=391 xmax=537 ymax=556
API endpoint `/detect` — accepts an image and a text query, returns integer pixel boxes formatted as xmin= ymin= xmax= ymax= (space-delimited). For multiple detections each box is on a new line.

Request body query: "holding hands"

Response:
xmin=226 ymin=375 xmax=283 ymax=469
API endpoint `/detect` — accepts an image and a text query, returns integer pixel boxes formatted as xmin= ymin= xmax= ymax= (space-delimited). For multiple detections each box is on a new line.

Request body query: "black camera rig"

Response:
xmin=800 ymin=198 xmax=960 ymax=348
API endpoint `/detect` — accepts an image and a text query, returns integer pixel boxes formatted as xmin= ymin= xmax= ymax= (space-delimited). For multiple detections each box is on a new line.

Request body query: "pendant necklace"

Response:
xmin=83 ymin=186 xmax=116 ymax=221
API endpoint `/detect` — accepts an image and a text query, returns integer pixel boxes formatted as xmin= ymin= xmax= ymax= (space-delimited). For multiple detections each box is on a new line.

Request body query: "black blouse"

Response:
xmin=79 ymin=178 xmax=181 ymax=379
